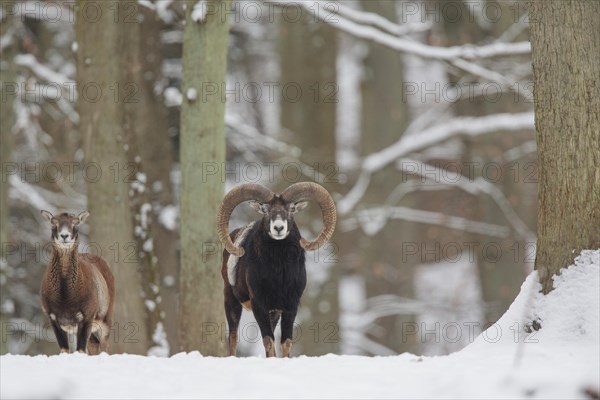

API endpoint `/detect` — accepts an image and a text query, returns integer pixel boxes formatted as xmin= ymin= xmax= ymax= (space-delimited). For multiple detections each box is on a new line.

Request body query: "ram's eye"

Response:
xmin=249 ymin=201 xmax=270 ymax=214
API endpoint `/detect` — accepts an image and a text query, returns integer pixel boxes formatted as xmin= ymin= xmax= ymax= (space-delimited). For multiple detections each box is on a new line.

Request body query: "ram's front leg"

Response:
xmin=280 ymin=308 xmax=298 ymax=358
xmin=252 ymin=301 xmax=276 ymax=357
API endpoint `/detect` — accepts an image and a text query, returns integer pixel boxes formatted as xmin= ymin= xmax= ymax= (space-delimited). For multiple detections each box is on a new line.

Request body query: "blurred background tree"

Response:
xmin=76 ymin=0 xmax=160 ymax=355
xmin=1 ymin=0 xmax=537 ymax=357
xmin=279 ymin=6 xmax=339 ymax=356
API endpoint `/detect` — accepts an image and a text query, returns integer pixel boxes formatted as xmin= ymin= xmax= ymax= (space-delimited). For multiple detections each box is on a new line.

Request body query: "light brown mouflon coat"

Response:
xmin=40 ymin=211 xmax=115 ymax=354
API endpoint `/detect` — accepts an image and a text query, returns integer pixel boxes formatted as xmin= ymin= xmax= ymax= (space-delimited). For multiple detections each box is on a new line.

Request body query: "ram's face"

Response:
xmin=41 ymin=210 xmax=89 ymax=249
xmin=250 ymin=196 xmax=308 ymax=240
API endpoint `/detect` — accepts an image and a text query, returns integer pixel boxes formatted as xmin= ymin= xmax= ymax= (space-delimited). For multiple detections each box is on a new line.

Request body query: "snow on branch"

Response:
xmin=502 ymin=140 xmax=537 ymax=162
xmin=137 ymin=0 xmax=156 ymax=10
xmin=9 ymin=175 xmax=54 ymax=215
xmin=292 ymin=0 xmax=431 ymax=37
xmin=9 ymin=175 xmax=85 ymax=215
xmin=269 ymin=0 xmax=531 ymax=61
xmin=449 ymin=58 xmax=534 ymax=101
xmin=338 ymin=112 xmax=534 ymax=214
xmin=364 ymin=112 xmax=535 ymax=173
xmin=225 ymin=114 xmax=301 ymax=157
xmin=225 ymin=114 xmax=332 ymax=183
xmin=14 ymin=54 xmax=72 ymax=86
xmin=397 ymin=158 xmax=536 ymax=241
xmin=337 ymin=170 xmax=370 ymax=215
xmin=342 ymin=205 xmax=510 ymax=238
xmin=0 ymin=26 xmax=16 ymax=53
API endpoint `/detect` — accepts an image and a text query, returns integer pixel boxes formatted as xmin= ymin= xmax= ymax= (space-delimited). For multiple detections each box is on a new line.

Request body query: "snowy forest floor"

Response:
xmin=1 ymin=250 xmax=598 ymax=399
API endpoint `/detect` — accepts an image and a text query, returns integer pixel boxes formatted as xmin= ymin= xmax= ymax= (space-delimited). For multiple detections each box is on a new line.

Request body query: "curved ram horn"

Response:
xmin=217 ymin=183 xmax=274 ymax=256
xmin=281 ymin=182 xmax=337 ymax=251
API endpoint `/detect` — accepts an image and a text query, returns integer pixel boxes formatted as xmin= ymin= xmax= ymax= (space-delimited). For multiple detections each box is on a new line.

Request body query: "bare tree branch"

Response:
xmin=363 ymin=112 xmax=534 ymax=173
xmin=342 ymin=205 xmax=510 ymax=238
xmin=397 ymin=158 xmax=536 ymax=241
xmin=268 ymin=0 xmax=531 ymax=60
xmin=310 ymin=0 xmax=431 ymax=37
xmin=338 ymin=112 xmax=534 ymax=214
xmin=14 ymin=54 xmax=72 ymax=86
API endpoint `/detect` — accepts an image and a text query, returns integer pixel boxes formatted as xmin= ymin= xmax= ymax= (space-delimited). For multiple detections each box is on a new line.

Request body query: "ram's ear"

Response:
xmin=249 ymin=201 xmax=269 ymax=214
xmin=76 ymin=211 xmax=90 ymax=225
xmin=290 ymin=201 xmax=308 ymax=214
xmin=41 ymin=210 xmax=57 ymax=225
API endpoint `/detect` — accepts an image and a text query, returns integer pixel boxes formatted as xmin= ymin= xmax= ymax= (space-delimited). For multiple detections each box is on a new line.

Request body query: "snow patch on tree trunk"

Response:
xmin=191 ymin=1 xmax=208 ymax=23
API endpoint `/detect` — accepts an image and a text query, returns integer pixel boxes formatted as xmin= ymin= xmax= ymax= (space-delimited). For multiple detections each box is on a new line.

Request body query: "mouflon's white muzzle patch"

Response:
xmin=269 ymin=216 xmax=288 ymax=240
xmin=55 ymin=227 xmax=74 ymax=248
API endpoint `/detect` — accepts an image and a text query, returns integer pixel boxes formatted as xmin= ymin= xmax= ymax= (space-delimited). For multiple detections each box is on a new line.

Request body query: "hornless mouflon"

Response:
xmin=39 ymin=210 xmax=115 ymax=354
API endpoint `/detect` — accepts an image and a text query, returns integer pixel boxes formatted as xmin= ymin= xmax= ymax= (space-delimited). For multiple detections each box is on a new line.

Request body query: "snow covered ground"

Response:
xmin=1 ymin=250 xmax=598 ymax=399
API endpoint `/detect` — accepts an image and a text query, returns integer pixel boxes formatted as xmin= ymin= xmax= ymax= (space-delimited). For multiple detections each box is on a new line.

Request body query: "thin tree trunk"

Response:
xmin=179 ymin=0 xmax=230 ymax=356
xmin=121 ymin=5 xmax=167 ymax=354
xmin=134 ymin=5 xmax=178 ymax=354
xmin=530 ymin=0 xmax=600 ymax=294
xmin=76 ymin=0 xmax=149 ymax=354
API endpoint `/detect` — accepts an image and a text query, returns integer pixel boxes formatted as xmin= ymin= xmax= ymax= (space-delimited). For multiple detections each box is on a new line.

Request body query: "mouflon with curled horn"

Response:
xmin=39 ymin=210 xmax=115 ymax=354
xmin=217 ymin=182 xmax=336 ymax=357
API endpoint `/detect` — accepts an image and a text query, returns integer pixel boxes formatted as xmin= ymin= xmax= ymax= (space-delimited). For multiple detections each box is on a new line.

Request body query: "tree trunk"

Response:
xmin=358 ymin=0 xmax=414 ymax=355
xmin=0 ymin=6 xmax=15 ymax=263
xmin=179 ymin=0 xmax=230 ymax=356
xmin=530 ymin=0 xmax=600 ymax=294
xmin=279 ymin=11 xmax=339 ymax=356
xmin=0 ymin=5 xmax=17 ymax=356
xmin=135 ymin=5 xmax=179 ymax=354
xmin=279 ymin=15 xmax=337 ymax=163
xmin=121 ymin=4 xmax=168 ymax=354
xmin=76 ymin=0 xmax=149 ymax=354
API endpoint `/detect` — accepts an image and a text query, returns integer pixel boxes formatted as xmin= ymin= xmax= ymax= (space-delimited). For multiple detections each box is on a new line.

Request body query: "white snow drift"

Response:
xmin=1 ymin=250 xmax=598 ymax=399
